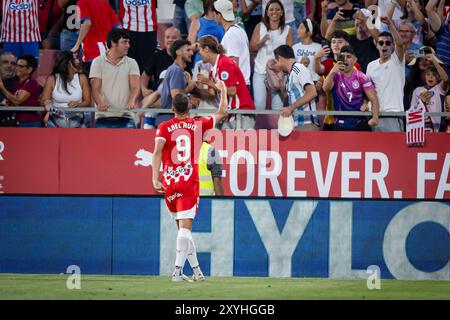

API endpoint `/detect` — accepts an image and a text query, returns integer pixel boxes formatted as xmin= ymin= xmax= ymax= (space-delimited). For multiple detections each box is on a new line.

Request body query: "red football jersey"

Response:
xmin=77 ymin=0 xmax=121 ymax=62
xmin=155 ymin=116 xmax=215 ymax=189
xmin=212 ymin=54 xmax=255 ymax=110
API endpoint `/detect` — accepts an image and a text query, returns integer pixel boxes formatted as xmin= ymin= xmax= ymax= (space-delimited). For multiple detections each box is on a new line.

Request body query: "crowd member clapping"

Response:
xmin=322 ymin=45 xmax=379 ymax=131
xmin=41 ymin=51 xmax=91 ymax=128
xmin=250 ymin=0 xmax=293 ymax=111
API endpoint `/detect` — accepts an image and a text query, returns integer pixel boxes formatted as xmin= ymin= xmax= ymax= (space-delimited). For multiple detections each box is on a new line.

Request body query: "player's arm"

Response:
xmin=213 ymin=80 xmax=228 ymax=124
xmin=381 ymin=16 xmax=404 ymax=62
xmin=71 ymin=19 xmax=91 ymax=53
xmin=152 ymin=138 xmax=166 ymax=193
xmin=364 ymin=88 xmax=380 ymax=127
xmin=281 ymin=83 xmax=317 ymax=117
xmin=322 ymin=61 xmax=343 ymax=93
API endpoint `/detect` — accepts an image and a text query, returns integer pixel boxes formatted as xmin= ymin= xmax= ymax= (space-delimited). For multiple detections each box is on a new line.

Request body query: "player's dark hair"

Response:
xmin=106 ymin=28 xmax=130 ymax=49
xmin=172 ymin=93 xmax=190 ymax=114
xmin=169 ymin=39 xmax=191 ymax=59
xmin=273 ymin=44 xmax=295 ymax=60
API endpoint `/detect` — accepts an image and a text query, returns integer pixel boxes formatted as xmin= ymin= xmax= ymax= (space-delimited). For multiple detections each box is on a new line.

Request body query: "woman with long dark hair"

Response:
xmin=250 ymin=0 xmax=293 ymax=111
xmin=41 ymin=51 xmax=91 ymax=128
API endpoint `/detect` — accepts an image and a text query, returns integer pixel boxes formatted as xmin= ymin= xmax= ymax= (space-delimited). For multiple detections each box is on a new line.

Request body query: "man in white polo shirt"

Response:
xmin=213 ymin=0 xmax=251 ymax=86
xmin=90 ymin=29 xmax=141 ymax=128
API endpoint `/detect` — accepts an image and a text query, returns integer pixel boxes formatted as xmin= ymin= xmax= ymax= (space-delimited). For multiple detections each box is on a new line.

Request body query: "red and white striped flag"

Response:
xmin=406 ymin=101 xmax=425 ymax=147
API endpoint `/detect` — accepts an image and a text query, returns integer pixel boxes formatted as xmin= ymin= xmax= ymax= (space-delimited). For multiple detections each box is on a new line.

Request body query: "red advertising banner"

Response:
xmin=0 ymin=128 xmax=448 ymax=199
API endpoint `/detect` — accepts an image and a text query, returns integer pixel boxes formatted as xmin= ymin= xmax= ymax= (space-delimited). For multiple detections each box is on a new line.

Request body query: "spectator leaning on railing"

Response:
xmin=274 ymin=44 xmax=319 ymax=131
xmin=89 ymin=29 xmax=140 ymax=129
xmin=41 ymin=51 xmax=91 ymax=128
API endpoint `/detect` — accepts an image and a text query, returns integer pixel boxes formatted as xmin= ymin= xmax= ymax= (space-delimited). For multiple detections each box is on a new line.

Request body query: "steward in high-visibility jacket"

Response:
xmin=198 ymin=141 xmax=224 ymax=196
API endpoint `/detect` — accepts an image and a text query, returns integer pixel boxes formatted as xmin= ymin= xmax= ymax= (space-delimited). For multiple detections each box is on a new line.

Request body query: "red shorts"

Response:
xmin=164 ymin=182 xmax=199 ymax=219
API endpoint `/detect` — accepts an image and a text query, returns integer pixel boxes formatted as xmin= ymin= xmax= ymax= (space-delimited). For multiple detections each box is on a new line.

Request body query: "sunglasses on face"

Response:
xmin=378 ymin=40 xmax=392 ymax=46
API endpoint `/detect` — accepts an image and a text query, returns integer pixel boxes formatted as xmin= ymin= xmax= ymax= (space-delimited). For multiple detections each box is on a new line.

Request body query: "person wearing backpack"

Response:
xmin=250 ymin=0 xmax=293 ymax=111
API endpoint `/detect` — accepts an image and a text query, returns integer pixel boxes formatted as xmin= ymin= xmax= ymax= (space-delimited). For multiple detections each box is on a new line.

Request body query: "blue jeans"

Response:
xmin=252 ymin=72 xmax=284 ymax=111
xmin=287 ymin=21 xmax=299 ymax=45
xmin=3 ymin=42 xmax=39 ymax=62
xmin=173 ymin=5 xmax=190 ymax=37
xmin=293 ymin=2 xmax=306 ymax=29
xmin=94 ymin=117 xmax=136 ymax=129
xmin=60 ymin=29 xmax=79 ymax=52
xmin=18 ymin=121 xmax=42 ymax=127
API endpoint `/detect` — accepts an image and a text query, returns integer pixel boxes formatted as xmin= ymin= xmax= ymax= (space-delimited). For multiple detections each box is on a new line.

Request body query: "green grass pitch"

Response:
xmin=1 ymin=274 xmax=449 ymax=300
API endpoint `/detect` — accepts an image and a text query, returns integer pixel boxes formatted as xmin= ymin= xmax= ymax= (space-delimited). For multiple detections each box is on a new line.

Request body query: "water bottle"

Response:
xmin=143 ymin=113 xmax=156 ymax=129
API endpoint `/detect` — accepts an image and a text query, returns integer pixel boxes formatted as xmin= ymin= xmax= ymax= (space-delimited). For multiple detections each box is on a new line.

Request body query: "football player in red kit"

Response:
xmin=152 ymin=80 xmax=228 ymax=282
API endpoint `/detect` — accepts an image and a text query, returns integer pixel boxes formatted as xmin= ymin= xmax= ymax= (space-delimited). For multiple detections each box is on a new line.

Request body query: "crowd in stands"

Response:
xmin=0 ymin=0 xmax=449 ymax=132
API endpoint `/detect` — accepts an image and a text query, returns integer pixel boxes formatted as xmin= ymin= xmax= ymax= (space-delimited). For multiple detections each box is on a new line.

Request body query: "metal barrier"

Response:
xmin=1 ymin=106 xmax=449 ymax=129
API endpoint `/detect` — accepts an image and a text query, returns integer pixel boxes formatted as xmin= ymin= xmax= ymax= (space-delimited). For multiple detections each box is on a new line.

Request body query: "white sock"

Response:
xmin=175 ymin=228 xmax=191 ymax=271
xmin=187 ymin=237 xmax=200 ymax=271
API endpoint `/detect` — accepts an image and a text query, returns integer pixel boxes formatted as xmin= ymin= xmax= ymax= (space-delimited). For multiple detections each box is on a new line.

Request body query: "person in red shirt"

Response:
xmin=196 ymin=35 xmax=256 ymax=129
xmin=38 ymin=0 xmax=63 ymax=49
xmin=70 ymin=0 xmax=122 ymax=74
xmin=152 ymin=80 xmax=228 ymax=282
xmin=0 ymin=54 xmax=42 ymax=127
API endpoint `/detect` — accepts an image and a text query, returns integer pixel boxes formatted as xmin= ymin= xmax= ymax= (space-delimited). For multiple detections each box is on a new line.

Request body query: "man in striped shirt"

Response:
xmin=119 ymin=0 xmax=158 ymax=73
xmin=0 ymin=0 xmax=41 ymax=61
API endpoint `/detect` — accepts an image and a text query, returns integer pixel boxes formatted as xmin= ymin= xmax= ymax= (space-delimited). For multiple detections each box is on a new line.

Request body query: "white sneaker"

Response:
xmin=192 ymin=272 xmax=205 ymax=281
xmin=172 ymin=273 xmax=193 ymax=282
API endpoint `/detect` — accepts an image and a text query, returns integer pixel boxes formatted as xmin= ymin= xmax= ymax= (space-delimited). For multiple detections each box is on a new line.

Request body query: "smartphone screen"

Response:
xmin=340 ymin=9 xmax=357 ymax=20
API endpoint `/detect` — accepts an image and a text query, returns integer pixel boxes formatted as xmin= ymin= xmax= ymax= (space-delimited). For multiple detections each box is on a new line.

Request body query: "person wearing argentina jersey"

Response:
xmin=274 ymin=44 xmax=319 ymax=131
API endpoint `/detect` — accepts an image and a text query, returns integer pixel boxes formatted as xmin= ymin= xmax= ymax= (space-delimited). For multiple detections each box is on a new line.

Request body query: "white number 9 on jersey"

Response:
xmin=176 ymin=135 xmax=191 ymax=162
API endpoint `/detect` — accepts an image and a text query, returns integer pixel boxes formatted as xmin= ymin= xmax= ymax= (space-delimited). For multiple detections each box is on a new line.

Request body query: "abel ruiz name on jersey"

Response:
xmin=167 ymin=122 xmax=199 ymax=133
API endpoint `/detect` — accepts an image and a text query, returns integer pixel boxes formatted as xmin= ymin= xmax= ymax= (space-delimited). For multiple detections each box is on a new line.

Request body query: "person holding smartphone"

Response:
xmin=320 ymin=0 xmax=363 ymax=38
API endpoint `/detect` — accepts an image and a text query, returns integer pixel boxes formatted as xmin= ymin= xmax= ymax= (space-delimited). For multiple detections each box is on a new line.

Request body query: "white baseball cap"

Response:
xmin=214 ymin=0 xmax=235 ymax=22
xmin=277 ymin=115 xmax=294 ymax=137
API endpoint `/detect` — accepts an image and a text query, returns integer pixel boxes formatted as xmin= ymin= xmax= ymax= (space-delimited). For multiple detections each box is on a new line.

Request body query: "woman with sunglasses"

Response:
xmin=0 ymin=54 xmax=42 ymax=127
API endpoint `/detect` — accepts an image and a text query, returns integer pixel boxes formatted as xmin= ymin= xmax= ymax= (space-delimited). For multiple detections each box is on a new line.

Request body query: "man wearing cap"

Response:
xmin=213 ymin=0 xmax=251 ymax=86
xmin=366 ymin=15 xmax=405 ymax=132
xmin=323 ymin=45 xmax=379 ymax=131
